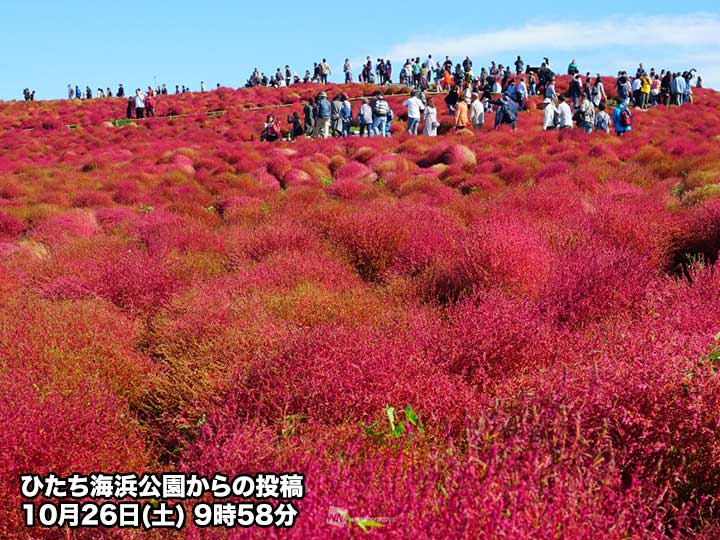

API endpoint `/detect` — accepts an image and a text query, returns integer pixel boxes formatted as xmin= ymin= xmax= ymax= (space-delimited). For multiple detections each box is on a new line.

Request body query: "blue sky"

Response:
xmin=1 ymin=1 xmax=718 ymax=100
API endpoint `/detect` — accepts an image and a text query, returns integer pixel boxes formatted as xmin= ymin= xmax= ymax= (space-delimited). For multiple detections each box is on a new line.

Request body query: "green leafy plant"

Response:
xmin=703 ymin=332 xmax=720 ymax=372
xmin=364 ymin=405 xmax=424 ymax=449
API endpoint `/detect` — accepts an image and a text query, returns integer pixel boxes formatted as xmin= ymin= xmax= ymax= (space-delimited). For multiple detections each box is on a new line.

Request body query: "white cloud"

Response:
xmin=383 ymin=12 xmax=720 ymax=87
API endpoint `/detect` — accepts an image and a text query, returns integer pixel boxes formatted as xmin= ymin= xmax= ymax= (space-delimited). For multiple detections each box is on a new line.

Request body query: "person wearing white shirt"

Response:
xmin=542 ymin=98 xmax=559 ymax=130
xmin=427 ymin=55 xmax=435 ymax=73
xmin=469 ymin=94 xmax=484 ymax=129
xmin=422 ymin=97 xmax=439 ymax=136
xmin=403 ymin=90 xmax=425 ymax=135
xmin=557 ymin=95 xmax=573 ymax=129
xmin=631 ymin=77 xmax=642 ymax=106
xmin=133 ymin=89 xmax=145 ymax=119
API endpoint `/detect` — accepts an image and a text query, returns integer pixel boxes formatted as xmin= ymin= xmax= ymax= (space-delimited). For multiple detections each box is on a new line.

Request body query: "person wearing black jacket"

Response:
xmin=660 ymin=71 xmax=672 ymax=106
xmin=568 ymin=74 xmax=583 ymax=108
xmin=445 ymin=86 xmax=460 ymax=115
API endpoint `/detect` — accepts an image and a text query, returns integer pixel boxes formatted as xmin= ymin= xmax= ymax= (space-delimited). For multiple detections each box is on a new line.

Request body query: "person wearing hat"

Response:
xmin=469 ymin=93 xmax=485 ymax=130
xmin=314 ymin=92 xmax=332 ymax=138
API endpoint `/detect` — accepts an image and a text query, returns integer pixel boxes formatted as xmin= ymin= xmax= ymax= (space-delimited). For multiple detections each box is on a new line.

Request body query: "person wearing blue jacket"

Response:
xmin=314 ymin=92 xmax=331 ymax=138
xmin=340 ymin=95 xmax=352 ymax=137
xmin=612 ymin=102 xmax=632 ymax=136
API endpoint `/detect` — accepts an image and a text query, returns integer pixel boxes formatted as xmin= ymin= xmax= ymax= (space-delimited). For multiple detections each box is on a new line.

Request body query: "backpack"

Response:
xmin=619 ymin=107 xmax=632 ymax=128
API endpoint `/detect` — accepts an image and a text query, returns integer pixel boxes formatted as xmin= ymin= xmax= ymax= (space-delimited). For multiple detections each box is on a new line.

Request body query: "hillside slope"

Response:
xmin=1 ymin=81 xmax=720 ymax=538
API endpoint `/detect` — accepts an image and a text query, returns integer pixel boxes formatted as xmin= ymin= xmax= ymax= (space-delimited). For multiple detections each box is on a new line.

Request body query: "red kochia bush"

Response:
xmin=439 ymin=214 xmax=553 ymax=300
xmin=0 ymin=211 xmax=24 ymax=237
xmin=31 ymin=210 xmax=99 ymax=245
xmin=179 ymin=396 xmax=709 ymax=540
xmin=540 ymin=238 xmax=654 ymax=328
xmin=326 ymin=204 xmax=411 ymax=282
xmin=93 ymin=249 xmax=182 ymax=314
xmin=224 ymin=321 xmax=481 ymax=437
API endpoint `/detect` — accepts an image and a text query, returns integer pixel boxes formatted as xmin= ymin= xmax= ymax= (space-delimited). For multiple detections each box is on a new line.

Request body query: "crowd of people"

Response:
xmin=246 ymin=61 xmax=333 ymax=88
xmin=63 ymin=82 xmax=218 ymax=101
xmin=40 ymin=55 xmax=703 ymax=135
xmin=259 ymin=57 xmax=701 ymax=141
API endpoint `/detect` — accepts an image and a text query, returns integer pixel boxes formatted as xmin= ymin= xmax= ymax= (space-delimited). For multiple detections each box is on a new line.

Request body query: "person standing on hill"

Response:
xmin=489 ymin=93 xmax=518 ymax=130
xmin=568 ymin=74 xmax=583 ymax=108
xmin=117 ymin=84 xmax=125 ymax=97
xmin=639 ymin=73 xmax=651 ymax=109
xmin=616 ymin=72 xmax=631 ymax=104
xmin=145 ymin=93 xmax=156 ymax=117
xmin=372 ymin=92 xmax=390 ymax=137
xmin=133 ymin=89 xmax=145 ymax=119
xmin=331 ymin=94 xmax=343 ymax=137
xmin=557 ymin=95 xmax=573 ymax=129
xmin=377 ymin=59 xmax=386 ymax=85
xmin=515 ymin=55 xmax=524 ymax=75
xmin=545 ymin=77 xmax=558 ymax=101
xmin=583 ymin=72 xmax=592 ymax=100
xmin=320 ymin=59 xmax=331 ymax=84
xmin=340 ymin=95 xmax=352 ymax=137
xmin=631 ymin=76 xmax=642 ymax=107
xmin=660 ymin=71 xmax=672 ymax=106
xmin=516 ymin=77 xmax=528 ymax=109
xmin=567 ymin=58 xmax=579 ymax=75
xmin=303 ymin=98 xmax=315 ymax=136
xmin=463 ymin=56 xmax=473 ymax=73
xmin=612 ymin=101 xmax=632 ymax=136
xmin=650 ymin=75 xmax=661 ymax=107
xmin=594 ymin=103 xmax=611 ymax=134
xmin=404 ymin=90 xmax=425 ymax=135
xmin=454 ymin=95 xmax=469 ymax=130
xmin=314 ymin=91 xmax=331 ymax=137
xmin=358 ymin=97 xmax=374 ymax=137
xmin=445 ymin=85 xmax=460 ymax=114
xmin=469 ymin=93 xmax=485 ymax=130
xmin=576 ymin=95 xmax=595 ymax=133
xmin=671 ymin=73 xmax=686 ymax=105
xmin=423 ymin=97 xmax=439 ymax=136
xmin=591 ymin=76 xmax=606 ymax=107
xmin=343 ymin=59 xmax=352 ymax=83
xmin=542 ymin=97 xmax=559 ymax=130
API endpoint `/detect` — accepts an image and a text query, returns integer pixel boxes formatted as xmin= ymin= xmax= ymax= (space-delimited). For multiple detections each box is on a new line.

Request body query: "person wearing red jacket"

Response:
xmin=145 ymin=94 xmax=156 ymax=117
